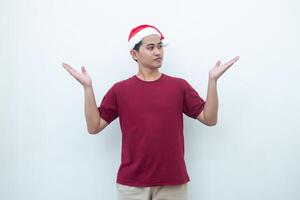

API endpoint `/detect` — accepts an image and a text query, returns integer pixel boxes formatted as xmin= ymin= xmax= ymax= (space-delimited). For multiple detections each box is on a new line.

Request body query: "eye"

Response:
xmin=147 ymin=46 xmax=154 ymax=50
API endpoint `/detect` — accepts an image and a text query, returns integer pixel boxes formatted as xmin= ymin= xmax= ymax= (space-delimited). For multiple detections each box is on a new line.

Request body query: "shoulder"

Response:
xmin=163 ymin=73 xmax=189 ymax=86
xmin=110 ymin=76 xmax=134 ymax=91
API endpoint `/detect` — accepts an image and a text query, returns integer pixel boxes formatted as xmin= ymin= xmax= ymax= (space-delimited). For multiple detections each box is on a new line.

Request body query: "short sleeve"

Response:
xmin=98 ymin=85 xmax=119 ymax=124
xmin=182 ymin=80 xmax=206 ymax=119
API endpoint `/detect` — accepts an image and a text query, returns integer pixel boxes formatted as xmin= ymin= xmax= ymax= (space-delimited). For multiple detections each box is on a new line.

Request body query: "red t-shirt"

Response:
xmin=98 ymin=73 xmax=205 ymax=187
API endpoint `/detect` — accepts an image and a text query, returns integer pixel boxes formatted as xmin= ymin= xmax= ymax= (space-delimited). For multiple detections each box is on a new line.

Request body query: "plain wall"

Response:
xmin=1 ymin=0 xmax=299 ymax=199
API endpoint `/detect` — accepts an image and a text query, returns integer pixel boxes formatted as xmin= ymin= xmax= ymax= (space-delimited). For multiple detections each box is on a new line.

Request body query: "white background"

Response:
xmin=1 ymin=0 xmax=299 ymax=199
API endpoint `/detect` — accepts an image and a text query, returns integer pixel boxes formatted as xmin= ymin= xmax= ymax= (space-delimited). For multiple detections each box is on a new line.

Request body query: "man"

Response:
xmin=62 ymin=24 xmax=239 ymax=200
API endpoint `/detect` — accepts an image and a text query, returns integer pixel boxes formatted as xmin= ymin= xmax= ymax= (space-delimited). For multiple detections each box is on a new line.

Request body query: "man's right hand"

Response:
xmin=62 ymin=62 xmax=92 ymax=88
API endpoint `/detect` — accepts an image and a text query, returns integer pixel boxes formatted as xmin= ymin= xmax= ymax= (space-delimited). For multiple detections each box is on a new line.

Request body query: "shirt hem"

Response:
xmin=116 ymin=178 xmax=190 ymax=187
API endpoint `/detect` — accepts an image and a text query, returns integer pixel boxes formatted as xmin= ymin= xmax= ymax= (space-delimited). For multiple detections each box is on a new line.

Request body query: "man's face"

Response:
xmin=131 ymin=34 xmax=164 ymax=69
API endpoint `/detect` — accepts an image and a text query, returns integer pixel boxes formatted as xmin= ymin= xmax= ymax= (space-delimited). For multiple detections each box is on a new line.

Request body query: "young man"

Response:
xmin=62 ymin=24 xmax=239 ymax=200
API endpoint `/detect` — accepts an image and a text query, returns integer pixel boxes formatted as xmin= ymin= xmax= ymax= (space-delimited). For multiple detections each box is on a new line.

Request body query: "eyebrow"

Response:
xmin=145 ymin=42 xmax=162 ymax=47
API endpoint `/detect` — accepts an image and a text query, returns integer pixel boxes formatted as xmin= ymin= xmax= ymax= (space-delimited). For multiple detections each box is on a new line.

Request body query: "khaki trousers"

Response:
xmin=116 ymin=183 xmax=187 ymax=200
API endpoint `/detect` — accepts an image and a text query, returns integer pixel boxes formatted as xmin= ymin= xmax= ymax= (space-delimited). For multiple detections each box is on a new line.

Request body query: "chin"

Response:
xmin=153 ymin=62 xmax=163 ymax=68
xmin=144 ymin=62 xmax=163 ymax=69
xmin=153 ymin=65 xmax=162 ymax=69
xmin=146 ymin=65 xmax=161 ymax=69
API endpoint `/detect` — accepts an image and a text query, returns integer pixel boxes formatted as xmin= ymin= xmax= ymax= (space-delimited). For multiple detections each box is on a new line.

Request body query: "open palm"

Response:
xmin=62 ymin=62 xmax=92 ymax=88
xmin=209 ymin=56 xmax=240 ymax=80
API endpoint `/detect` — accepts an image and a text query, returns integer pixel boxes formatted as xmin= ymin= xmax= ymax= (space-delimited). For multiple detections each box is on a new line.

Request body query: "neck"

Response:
xmin=136 ymin=66 xmax=161 ymax=81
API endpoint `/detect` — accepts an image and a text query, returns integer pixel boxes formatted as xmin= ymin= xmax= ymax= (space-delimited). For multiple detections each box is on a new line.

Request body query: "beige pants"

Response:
xmin=116 ymin=183 xmax=187 ymax=200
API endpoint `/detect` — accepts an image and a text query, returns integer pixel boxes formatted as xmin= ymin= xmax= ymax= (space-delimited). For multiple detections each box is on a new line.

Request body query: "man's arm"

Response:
xmin=84 ymin=86 xmax=108 ymax=134
xmin=197 ymin=56 xmax=240 ymax=126
xmin=62 ymin=63 xmax=108 ymax=134
xmin=197 ymin=79 xmax=218 ymax=126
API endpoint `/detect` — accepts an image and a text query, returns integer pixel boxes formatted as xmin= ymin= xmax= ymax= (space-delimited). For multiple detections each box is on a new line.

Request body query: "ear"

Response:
xmin=130 ymin=49 xmax=138 ymax=61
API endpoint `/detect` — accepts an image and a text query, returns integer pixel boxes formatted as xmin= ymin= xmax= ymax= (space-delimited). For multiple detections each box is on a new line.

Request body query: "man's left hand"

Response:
xmin=209 ymin=56 xmax=240 ymax=81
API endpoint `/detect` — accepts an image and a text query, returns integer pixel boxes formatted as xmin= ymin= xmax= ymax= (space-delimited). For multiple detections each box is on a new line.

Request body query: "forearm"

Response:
xmin=84 ymin=85 xmax=101 ymax=133
xmin=203 ymin=78 xmax=218 ymax=125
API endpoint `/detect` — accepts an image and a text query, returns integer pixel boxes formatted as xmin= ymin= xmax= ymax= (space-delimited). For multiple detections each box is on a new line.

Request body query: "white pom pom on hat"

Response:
xmin=128 ymin=24 xmax=168 ymax=50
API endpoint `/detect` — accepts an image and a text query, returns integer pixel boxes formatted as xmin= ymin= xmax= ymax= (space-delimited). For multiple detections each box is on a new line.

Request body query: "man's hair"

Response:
xmin=132 ymin=40 xmax=143 ymax=62
xmin=133 ymin=40 xmax=142 ymax=52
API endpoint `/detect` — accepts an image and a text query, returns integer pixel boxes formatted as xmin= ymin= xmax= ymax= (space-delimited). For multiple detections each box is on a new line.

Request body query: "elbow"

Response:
xmin=87 ymin=127 xmax=101 ymax=135
xmin=206 ymin=121 xmax=217 ymax=126
xmin=202 ymin=111 xmax=218 ymax=127
xmin=205 ymin=119 xmax=217 ymax=126
xmin=87 ymin=120 xmax=103 ymax=135
xmin=198 ymin=112 xmax=218 ymax=127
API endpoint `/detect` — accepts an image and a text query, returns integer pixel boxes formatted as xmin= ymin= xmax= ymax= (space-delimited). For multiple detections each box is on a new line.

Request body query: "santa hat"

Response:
xmin=128 ymin=24 xmax=168 ymax=50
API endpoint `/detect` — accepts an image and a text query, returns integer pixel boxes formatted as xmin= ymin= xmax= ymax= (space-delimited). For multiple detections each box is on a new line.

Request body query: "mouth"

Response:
xmin=154 ymin=57 xmax=162 ymax=62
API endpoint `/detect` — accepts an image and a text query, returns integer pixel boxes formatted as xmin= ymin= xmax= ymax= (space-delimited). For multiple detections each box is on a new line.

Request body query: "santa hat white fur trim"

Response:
xmin=128 ymin=27 xmax=168 ymax=50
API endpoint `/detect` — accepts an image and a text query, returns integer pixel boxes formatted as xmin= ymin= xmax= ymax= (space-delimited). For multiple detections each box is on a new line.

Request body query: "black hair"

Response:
xmin=133 ymin=40 xmax=142 ymax=52
xmin=132 ymin=40 xmax=143 ymax=62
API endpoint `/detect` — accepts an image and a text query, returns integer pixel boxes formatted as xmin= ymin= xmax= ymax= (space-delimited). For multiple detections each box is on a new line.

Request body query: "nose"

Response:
xmin=153 ymin=47 xmax=162 ymax=56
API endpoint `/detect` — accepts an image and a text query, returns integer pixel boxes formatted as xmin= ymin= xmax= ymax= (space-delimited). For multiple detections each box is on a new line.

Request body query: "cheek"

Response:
xmin=141 ymin=52 xmax=152 ymax=61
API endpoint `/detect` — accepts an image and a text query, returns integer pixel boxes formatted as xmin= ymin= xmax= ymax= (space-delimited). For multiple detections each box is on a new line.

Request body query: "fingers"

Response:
xmin=62 ymin=62 xmax=70 ymax=70
xmin=62 ymin=63 xmax=88 ymax=74
xmin=229 ymin=56 xmax=240 ymax=65
xmin=62 ymin=62 xmax=75 ymax=73
xmin=81 ymin=66 xmax=86 ymax=74
xmin=225 ymin=56 xmax=240 ymax=66
xmin=215 ymin=60 xmax=221 ymax=67
xmin=62 ymin=62 xmax=81 ymax=78
xmin=220 ymin=56 xmax=240 ymax=70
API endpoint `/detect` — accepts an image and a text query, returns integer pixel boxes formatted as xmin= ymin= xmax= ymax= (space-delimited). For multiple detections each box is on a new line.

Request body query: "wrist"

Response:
xmin=84 ymin=84 xmax=93 ymax=91
xmin=208 ymin=77 xmax=218 ymax=84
